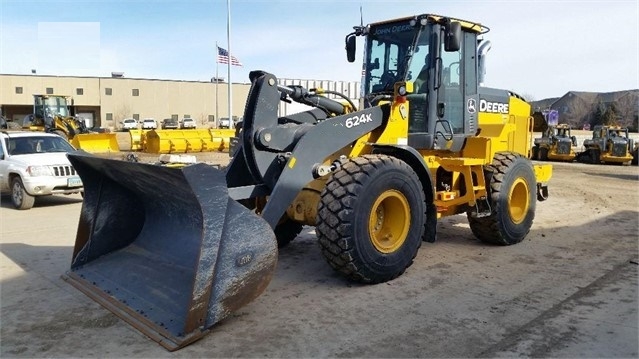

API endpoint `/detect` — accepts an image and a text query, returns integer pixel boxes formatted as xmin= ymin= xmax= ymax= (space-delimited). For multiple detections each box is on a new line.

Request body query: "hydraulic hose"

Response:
xmin=278 ymin=85 xmax=346 ymax=115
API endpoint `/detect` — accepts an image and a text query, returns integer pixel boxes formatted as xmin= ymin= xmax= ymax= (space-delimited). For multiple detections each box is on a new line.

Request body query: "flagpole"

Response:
xmin=215 ymin=41 xmax=219 ymax=128
xmin=226 ymin=0 xmax=232 ymax=128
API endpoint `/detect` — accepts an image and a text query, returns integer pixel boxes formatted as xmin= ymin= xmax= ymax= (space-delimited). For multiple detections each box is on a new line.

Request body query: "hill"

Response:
xmin=530 ymin=90 xmax=639 ymax=131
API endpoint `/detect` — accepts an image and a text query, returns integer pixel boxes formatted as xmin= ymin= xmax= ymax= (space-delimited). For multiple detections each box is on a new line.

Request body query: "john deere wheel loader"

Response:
xmin=63 ymin=14 xmax=552 ymax=350
xmin=23 ymin=94 xmax=118 ymax=153
xmin=532 ymin=124 xmax=577 ymax=161
xmin=576 ymin=125 xmax=634 ymax=165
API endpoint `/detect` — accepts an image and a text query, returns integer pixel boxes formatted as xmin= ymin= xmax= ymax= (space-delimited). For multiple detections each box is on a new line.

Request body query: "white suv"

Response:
xmin=121 ymin=118 xmax=138 ymax=131
xmin=0 ymin=131 xmax=83 ymax=209
xmin=181 ymin=118 xmax=196 ymax=129
xmin=141 ymin=118 xmax=157 ymax=130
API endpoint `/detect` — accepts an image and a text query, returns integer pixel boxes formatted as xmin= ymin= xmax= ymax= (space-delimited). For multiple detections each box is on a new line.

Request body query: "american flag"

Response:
xmin=217 ymin=46 xmax=243 ymax=66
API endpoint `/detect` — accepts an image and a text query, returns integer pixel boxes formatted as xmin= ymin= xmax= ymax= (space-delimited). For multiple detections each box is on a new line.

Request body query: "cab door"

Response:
xmin=433 ymin=30 xmax=478 ymax=152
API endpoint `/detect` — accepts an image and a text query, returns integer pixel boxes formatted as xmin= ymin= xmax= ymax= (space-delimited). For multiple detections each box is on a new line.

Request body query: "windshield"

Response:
xmin=35 ymin=96 xmax=70 ymax=117
xmin=364 ymin=20 xmax=429 ymax=95
xmin=6 ymin=136 xmax=75 ymax=155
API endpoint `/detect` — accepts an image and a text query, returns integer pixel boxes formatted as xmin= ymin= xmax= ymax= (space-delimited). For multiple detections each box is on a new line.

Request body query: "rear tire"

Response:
xmin=467 ymin=152 xmax=536 ymax=245
xmin=316 ymin=155 xmax=426 ymax=283
xmin=11 ymin=177 xmax=35 ymax=210
xmin=531 ymin=146 xmax=539 ymax=160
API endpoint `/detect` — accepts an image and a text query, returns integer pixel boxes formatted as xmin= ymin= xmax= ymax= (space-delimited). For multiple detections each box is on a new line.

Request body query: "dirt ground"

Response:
xmin=0 ymin=157 xmax=637 ymax=358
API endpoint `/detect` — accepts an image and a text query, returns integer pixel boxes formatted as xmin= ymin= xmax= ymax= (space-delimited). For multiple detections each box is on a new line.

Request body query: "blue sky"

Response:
xmin=1 ymin=0 xmax=637 ymax=100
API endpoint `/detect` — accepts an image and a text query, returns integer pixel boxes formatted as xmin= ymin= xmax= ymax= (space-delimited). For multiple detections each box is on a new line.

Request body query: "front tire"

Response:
xmin=467 ymin=152 xmax=536 ymax=245
xmin=316 ymin=155 xmax=426 ymax=283
xmin=539 ymin=147 xmax=549 ymax=161
xmin=590 ymin=149 xmax=601 ymax=164
xmin=531 ymin=146 xmax=539 ymax=160
xmin=11 ymin=177 xmax=35 ymax=210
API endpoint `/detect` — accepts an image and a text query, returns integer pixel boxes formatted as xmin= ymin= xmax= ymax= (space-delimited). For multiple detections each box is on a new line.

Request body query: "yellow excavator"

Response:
xmin=22 ymin=94 xmax=118 ymax=153
xmin=63 ymin=13 xmax=552 ymax=350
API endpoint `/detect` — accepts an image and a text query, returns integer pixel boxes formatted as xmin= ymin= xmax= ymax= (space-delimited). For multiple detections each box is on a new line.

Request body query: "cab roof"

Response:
xmin=369 ymin=14 xmax=489 ymax=34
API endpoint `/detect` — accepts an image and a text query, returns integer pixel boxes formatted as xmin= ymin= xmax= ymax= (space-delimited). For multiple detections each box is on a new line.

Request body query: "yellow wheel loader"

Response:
xmin=23 ymin=94 xmax=118 ymax=153
xmin=532 ymin=124 xmax=578 ymax=161
xmin=63 ymin=14 xmax=552 ymax=350
xmin=576 ymin=125 xmax=634 ymax=165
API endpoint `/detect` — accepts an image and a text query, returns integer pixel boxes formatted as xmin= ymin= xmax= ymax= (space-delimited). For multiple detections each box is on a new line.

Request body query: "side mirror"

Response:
xmin=444 ymin=21 xmax=461 ymax=52
xmin=346 ymin=34 xmax=356 ymax=63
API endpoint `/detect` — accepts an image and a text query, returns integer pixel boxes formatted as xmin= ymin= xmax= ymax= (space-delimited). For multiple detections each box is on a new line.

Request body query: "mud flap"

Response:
xmin=537 ymin=183 xmax=549 ymax=201
xmin=63 ymin=152 xmax=277 ymax=350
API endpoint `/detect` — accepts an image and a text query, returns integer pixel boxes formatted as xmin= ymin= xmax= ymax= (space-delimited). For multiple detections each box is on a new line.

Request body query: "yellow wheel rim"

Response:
xmin=368 ymin=190 xmax=411 ymax=254
xmin=508 ymin=178 xmax=530 ymax=224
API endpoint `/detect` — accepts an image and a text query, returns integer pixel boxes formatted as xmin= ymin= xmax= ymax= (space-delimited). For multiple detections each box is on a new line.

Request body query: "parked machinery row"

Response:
xmin=532 ymin=123 xmax=636 ymax=165
xmin=127 ymin=128 xmax=237 ymax=153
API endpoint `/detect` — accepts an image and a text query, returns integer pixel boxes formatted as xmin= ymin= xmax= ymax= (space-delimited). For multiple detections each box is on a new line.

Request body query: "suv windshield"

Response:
xmin=6 ymin=136 xmax=75 ymax=155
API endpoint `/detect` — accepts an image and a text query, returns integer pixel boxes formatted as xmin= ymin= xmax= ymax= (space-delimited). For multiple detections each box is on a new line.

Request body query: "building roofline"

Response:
xmin=0 ymin=73 xmax=252 ymax=85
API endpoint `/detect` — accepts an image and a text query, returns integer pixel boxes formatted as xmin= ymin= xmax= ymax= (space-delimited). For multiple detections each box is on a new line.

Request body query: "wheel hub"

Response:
xmin=368 ymin=190 xmax=410 ymax=254
xmin=12 ymin=182 xmax=22 ymax=204
xmin=508 ymin=178 xmax=530 ymax=224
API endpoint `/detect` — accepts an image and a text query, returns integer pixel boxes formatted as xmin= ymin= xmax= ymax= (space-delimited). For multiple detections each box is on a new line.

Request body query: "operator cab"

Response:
xmin=346 ymin=15 xmax=489 ymax=152
xmin=32 ymin=95 xmax=73 ymax=130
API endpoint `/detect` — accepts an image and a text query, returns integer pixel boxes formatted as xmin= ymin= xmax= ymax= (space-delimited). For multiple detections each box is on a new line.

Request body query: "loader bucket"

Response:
xmin=71 ymin=133 xmax=120 ymax=153
xmin=62 ymin=152 xmax=278 ymax=350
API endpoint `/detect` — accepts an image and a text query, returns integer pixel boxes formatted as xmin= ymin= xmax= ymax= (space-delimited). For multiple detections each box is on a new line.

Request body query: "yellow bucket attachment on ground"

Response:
xmin=143 ymin=129 xmax=235 ymax=154
xmin=129 ymin=130 xmax=149 ymax=151
xmin=210 ymin=129 xmax=236 ymax=152
xmin=63 ymin=151 xmax=278 ymax=350
xmin=71 ymin=133 xmax=120 ymax=153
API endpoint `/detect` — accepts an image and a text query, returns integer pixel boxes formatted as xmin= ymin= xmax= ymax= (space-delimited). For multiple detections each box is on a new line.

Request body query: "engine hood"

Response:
xmin=9 ymin=152 xmax=72 ymax=167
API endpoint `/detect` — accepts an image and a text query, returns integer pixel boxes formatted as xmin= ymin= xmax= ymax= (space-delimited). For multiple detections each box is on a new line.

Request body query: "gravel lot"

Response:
xmin=1 ymin=158 xmax=637 ymax=358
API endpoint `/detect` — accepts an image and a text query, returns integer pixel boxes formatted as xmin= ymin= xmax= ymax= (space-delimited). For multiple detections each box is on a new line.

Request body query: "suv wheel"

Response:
xmin=11 ymin=177 xmax=35 ymax=210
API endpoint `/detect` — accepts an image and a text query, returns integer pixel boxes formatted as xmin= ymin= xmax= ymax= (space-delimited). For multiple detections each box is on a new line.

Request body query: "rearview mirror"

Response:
xmin=346 ymin=34 xmax=356 ymax=62
xmin=444 ymin=21 xmax=461 ymax=52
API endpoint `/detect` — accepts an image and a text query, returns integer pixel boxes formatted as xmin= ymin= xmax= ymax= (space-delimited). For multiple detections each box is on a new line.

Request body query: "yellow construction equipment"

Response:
xmin=577 ymin=125 xmax=634 ymax=165
xmin=63 ymin=13 xmax=552 ymax=350
xmin=532 ymin=124 xmax=577 ymax=161
xmin=22 ymin=94 xmax=119 ymax=153
xmin=128 ymin=129 xmax=148 ymax=151
xmin=142 ymin=129 xmax=235 ymax=153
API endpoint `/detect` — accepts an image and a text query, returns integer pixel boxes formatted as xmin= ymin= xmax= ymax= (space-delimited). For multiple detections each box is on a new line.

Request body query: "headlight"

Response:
xmin=27 ymin=165 xmax=53 ymax=177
